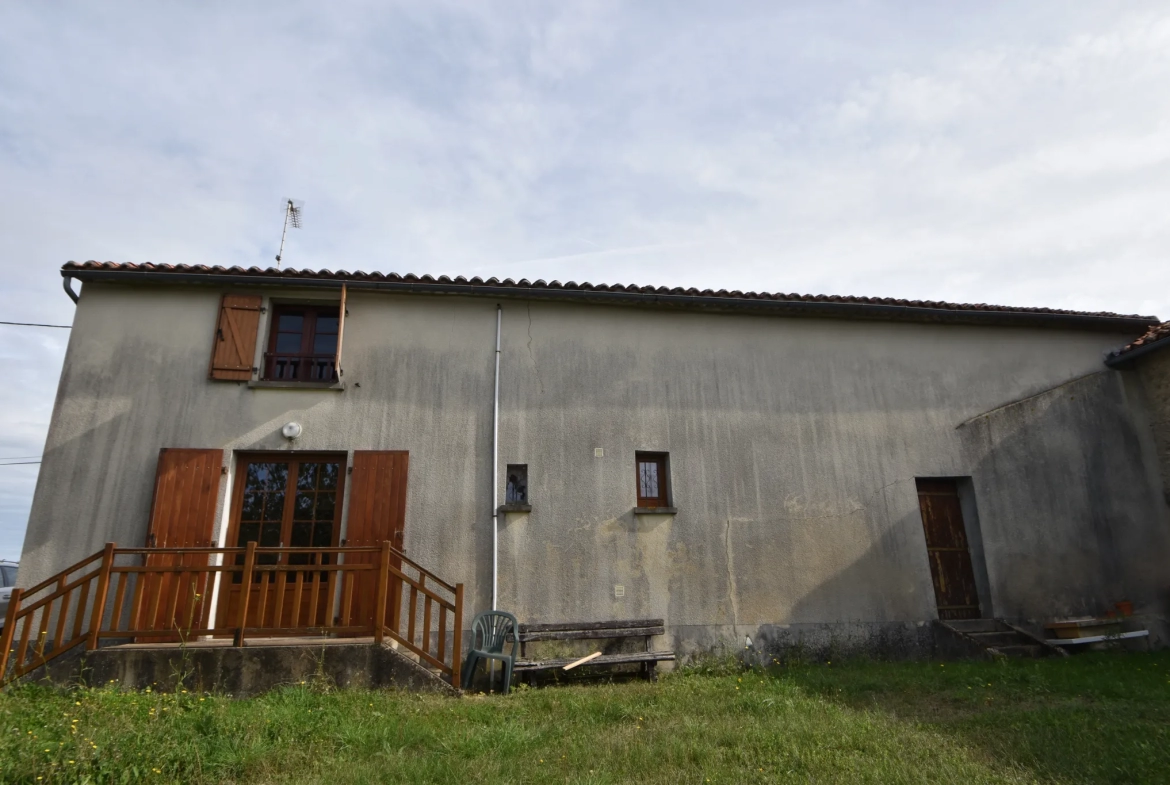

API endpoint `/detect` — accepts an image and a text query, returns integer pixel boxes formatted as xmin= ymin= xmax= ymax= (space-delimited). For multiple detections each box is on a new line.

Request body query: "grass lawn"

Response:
xmin=1 ymin=651 xmax=1167 ymax=784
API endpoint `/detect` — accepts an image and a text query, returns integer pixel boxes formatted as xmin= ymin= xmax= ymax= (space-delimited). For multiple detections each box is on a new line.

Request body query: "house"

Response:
xmin=1106 ymin=323 xmax=1170 ymax=503
xmin=10 ymin=260 xmax=1170 ymax=676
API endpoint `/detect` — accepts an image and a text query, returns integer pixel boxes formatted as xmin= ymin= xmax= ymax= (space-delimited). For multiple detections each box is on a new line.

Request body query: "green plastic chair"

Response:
xmin=460 ymin=610 xmax=518 ymax=693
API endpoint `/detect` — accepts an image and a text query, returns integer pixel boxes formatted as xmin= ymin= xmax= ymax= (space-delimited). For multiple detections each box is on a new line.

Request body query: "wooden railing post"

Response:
xmin=86 ymin=543 xmax=116 ymax=651
xmin=389 ymin=561 xmax=402 ymax=635
xmin=451 ymin=583 xmax=464 ymax=687
xmin=234 ymin=541 xmax=257 ymax=647
xmin=0 ymin=588 xmax=22 ymax=680
xmin=373 ymin=541 xmax=390 ymax=644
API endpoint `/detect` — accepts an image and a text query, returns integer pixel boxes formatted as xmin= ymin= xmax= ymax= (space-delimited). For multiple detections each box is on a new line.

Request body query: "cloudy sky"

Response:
xmin=1 ymin=2 xmax=1169 ymax=559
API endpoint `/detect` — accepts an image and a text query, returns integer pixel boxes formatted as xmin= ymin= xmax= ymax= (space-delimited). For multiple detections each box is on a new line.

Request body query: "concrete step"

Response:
xmin=944 ymin=619 xmax=1000 ymax=634
xmin=967 ymin=631 xmax=1027 ymax=648
xmin=994 ymin=644 xmax=1045 ymax=658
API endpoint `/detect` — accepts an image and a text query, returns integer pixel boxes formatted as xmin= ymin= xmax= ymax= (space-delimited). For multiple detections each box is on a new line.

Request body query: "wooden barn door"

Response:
xmin=345 ymin=451 xmax=409 ymax=631
xmin=139 ymin=448 xmax=224 ymax=638
xmin=916 ymin=479 xmax=981 ymax=621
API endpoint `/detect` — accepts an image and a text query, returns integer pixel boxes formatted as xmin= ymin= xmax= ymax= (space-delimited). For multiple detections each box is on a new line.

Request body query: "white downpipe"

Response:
xmin=491 ymin=305 xmax=502 ymax=610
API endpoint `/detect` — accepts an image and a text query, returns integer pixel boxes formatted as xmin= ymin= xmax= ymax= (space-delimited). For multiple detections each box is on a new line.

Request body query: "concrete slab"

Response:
xmin=21 ymin=640 xmax=458 ymax=697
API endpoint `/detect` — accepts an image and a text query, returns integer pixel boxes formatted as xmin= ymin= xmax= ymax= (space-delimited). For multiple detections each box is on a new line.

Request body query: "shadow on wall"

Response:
xmin=20 ymin=339 xmax=225 ymax=586
xmin=22 ymin=407 xmax=140 ymax=586
xmin=749 ymin=524 xmax=938 ymax=663
xmin=743 ymin=371 xmax=1170 ymax=661
xmin=958 ymin=371 xmax=1170 ymax=628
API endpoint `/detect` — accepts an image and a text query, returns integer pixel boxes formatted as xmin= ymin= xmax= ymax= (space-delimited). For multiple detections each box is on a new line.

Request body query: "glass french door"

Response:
xmin=217 ymin=453 xmax=346 ymax=631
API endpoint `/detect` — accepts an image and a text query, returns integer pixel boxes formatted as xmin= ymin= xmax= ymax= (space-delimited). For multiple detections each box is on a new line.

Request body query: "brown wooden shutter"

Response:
xmin=346 ymin=451 xmax=409 ymax=550
xmin=146 ymin=448 xmax=224 ymax=548
xmin=335 ymin=284 xmax=347 ymax=379
xmin=209 ymin=294 xmax=262 ymax=380
xmin=346 ymin=451 xmax=409 ymax=628
xmin=139 ymin=448 xmax=224 ymax=637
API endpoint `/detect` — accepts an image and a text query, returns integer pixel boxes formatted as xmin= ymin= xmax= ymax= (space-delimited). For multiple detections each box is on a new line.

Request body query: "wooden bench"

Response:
xmin=514 ymin=619 xmax=675 ymax=682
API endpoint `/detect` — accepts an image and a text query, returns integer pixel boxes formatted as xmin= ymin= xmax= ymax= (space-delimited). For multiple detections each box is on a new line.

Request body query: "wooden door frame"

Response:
xmin=215 ymin=451 xmax=348 ymax=629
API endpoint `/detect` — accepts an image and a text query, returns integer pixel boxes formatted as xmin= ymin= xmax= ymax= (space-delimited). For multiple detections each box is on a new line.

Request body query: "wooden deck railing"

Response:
xmin=0 ymin=542 xmax=463 ymax=688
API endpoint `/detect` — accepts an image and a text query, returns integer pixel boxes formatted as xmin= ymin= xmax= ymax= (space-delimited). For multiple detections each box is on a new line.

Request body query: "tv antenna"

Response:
xmin=275 ymin=198 xmax=304 ymax=267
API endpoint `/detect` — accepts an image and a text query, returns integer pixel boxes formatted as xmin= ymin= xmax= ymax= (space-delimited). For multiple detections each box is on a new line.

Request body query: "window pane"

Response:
xmin=259 ymin=522 xmax=282 ymax=547
xmin=293 ymin=493 xmax=315 ymax=520
xmin=638 ymin=462 xmax=660 ymax=499
xmin=311 ymin=522 xmax=333 ymax=547
xmin=241 ymin=462 xmax=288 ymax=542
xmin=276 ymin=333 xmax=303 ymax=353
xmin=241 ymin=492 xmax=263 ymax=521
xmin=316 ymin=492 xmax=335 ymax=520
xmin=312 ymin=333 xmax=337 ymax=354
xmin=297 ymin=463 xmax=318 ymax=490
xmin=315 ymin=315 xmax=339 ymax=334
xmin=263 ymin=492 xmax=286 ymax=522
xmin=249 ymin=462 xmax=287 ymax=491
xmin=506 ymin=465 xmax=528 ymax=503
xmin=237 ymin=522 xmax=260 ymax=546
xmin=319 ymin=463 xmax=339 ymax=490
xmin=2 ymin=565 xmax=17 ymax=586
xmin=290 ymin=521 xmax=312 ymax=547
xmin=278 ymin=314 xmax=304 ymax=332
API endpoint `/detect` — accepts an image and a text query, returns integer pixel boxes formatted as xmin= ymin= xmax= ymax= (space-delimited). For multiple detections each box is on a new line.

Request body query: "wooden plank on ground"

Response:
xmin=562 ymin=652 xmax=602 ymax=670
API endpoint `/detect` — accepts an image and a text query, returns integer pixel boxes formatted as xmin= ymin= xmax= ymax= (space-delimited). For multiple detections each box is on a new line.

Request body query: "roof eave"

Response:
xmin=61 ymin=267 xmax=1156 ymax=333
xmin=1105 ymin=337 xmax=1170 ymax=368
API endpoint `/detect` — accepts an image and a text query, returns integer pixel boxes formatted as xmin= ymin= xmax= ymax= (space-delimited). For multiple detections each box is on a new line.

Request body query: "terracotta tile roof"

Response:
xmin=61 ymin=260 xmax=1151 ymax=322
xmin=1107 ymin=321 xmax=1170 ymax=362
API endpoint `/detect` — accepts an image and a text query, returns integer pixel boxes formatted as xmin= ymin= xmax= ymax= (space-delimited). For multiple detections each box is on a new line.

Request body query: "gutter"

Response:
xmin=62 ymin=275 xmax=80 ymax=304
xmin=1104 ymin=338 xmax=1170 ymax=369
xmin=60 ymin=268 xmax=1155 ymax=333
xmin=491 ymin=305 xmax=501 ymax=611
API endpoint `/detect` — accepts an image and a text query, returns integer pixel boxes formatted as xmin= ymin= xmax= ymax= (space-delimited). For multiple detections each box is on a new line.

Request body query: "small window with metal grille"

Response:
xmin=635 ymin=452 xmax=671 ymax=509
xmin=263 ymin=304 xmax=340 ymax=382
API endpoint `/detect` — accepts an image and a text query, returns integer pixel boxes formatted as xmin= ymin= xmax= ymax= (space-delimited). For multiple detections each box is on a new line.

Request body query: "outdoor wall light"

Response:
xmin=281 ymin=422 xmax=303 ymax=440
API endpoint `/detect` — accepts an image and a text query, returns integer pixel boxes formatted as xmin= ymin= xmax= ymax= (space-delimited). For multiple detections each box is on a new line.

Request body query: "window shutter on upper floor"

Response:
xmin=335 ymin=284 xmax=347 ymax=379
xmin=209 ymin=294 xmax=262 ymax=380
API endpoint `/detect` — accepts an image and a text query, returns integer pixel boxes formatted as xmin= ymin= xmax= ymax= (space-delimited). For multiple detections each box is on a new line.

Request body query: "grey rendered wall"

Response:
xmin=1136 ymin=351 xmax=1170 ymax=503
xmin=958 ymin=371 xmax=1170 ymax=633
xmin=20 ymin=282 xmax=1170 ymax=659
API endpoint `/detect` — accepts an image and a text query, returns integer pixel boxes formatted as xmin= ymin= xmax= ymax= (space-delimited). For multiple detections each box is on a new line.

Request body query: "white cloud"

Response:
xmin=1 ymin=1 xmax=1169 ymax=557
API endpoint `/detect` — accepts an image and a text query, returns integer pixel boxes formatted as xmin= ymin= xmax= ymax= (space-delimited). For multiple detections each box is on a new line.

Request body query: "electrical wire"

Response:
xmin=0 ymin=321 xmax=71 ymax=328
xmin=0 ymin=461 xmax=40 ymax=466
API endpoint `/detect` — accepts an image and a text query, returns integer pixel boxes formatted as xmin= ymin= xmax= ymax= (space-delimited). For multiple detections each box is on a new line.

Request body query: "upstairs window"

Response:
xmin=264 ymin=304 xmax=340 ymax=382
xmin=635 ymin=452 xmax=671 ymax=508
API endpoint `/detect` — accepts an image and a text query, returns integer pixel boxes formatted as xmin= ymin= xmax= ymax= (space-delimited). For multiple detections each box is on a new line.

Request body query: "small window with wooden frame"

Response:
xmin=264 ymin=304 xmax=340 ymax=382
xmin=635 ymin=451 xmax=671 ymax=510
